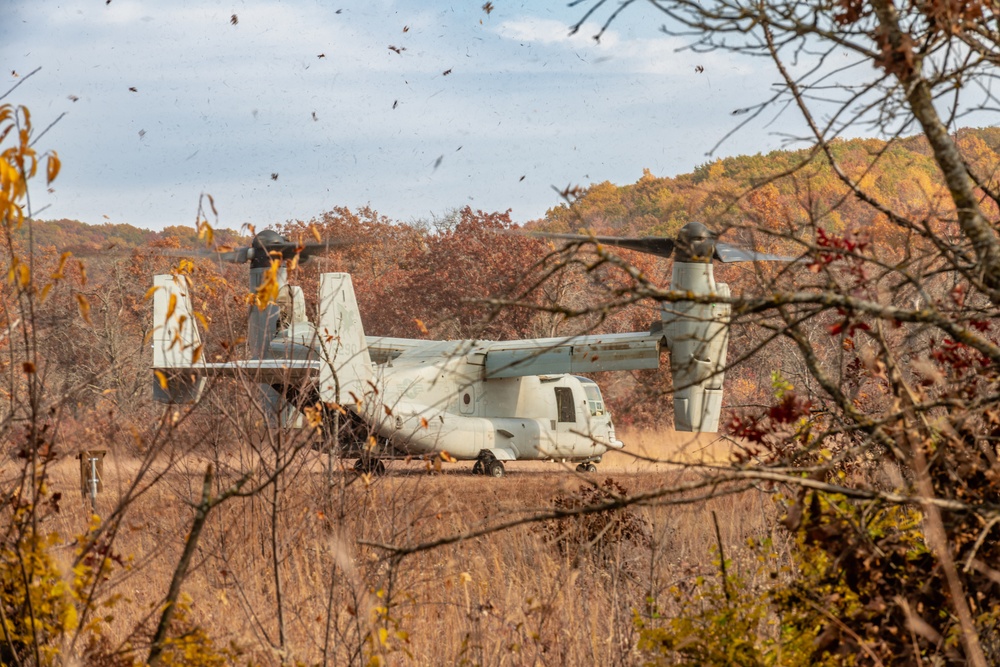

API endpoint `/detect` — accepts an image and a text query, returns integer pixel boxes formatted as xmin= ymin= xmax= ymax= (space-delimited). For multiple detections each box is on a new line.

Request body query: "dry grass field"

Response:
xmin=39 ymin=427 xmax=787 ymax=665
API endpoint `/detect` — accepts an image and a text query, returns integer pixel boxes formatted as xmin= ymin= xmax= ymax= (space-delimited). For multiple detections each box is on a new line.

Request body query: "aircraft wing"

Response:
xmin=366 ymin=336 xmax=439 ymax=364
xmin=478 ymin=332 xmax=665 ymax=378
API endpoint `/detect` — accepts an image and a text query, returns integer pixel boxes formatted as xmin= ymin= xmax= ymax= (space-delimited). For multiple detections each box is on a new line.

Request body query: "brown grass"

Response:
xmin=40 ymin=427 xmax=786 ymax=666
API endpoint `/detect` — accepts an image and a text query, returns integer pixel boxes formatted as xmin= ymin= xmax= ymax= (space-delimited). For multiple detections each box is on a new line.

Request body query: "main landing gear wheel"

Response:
xmin=576 ymin=463 xmax=597 ymax=473
xmin=486 ymin=460 xmax=505 ymax=478
xmin=354 ymin=458 xmax=386 ymax=476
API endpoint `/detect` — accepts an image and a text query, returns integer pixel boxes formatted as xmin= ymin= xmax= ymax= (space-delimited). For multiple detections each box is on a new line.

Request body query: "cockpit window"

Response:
xmin=583 ymin=384 xmax=605 ymax=416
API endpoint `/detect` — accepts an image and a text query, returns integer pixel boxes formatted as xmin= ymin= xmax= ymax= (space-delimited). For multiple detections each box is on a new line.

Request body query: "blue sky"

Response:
xmin=5 ymin=1 xmax=800 ymax=231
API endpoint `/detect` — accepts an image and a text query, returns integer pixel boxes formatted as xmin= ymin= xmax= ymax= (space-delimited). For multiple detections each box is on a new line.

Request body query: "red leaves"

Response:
xmin=832 ymin=0 xmax=869 ymax=25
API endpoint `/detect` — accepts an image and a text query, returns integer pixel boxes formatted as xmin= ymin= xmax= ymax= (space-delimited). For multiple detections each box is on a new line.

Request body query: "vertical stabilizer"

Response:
xmin=151 ymin=274 xmax=206 ymax=403
xmin=317 ymin=273 xmax=374 ymax=408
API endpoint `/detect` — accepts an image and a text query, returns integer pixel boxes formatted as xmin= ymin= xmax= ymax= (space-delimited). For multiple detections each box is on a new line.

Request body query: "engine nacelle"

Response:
xmin=663 ymin=262 xmax=731 ymax=432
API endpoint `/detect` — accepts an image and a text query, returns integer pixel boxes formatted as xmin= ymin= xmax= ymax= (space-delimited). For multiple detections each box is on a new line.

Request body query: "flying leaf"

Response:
xmin=166 ymin=293 xmax=177 ymax=319
xmin=154 ymin=370 xmax=168 ymax=391
xmin=144 ymin=285 xmax=160 ymax=301
xmin=46 ymin=152 xmax=60 ymax=185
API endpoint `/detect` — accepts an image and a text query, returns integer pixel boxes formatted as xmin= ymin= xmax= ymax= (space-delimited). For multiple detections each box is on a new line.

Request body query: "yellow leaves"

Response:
xmin=155 ymin=370 xmax=169 ymax=391
xmin=414 ymin=318 xmax=429 ymax=335
xmin=7 ymin=257 xmax=30 ymax=289
xmin=254 ymin=259 xmax=281 ymax=309
xmin=303 ymin=403 xmax=324 ymax=430
xmin=46 ymin=150 xmax=60 ymax=185
xmin=51 ymin=251 xmax=72 ymax=281
xmin=76 ymin=293 xmax=91 ymax=324
xmin=166 ymin=293 xmax=178 ymax=320
xmin=144 ymin=285 xmax=160 ymax=301
xmin=197 ymin=216 xmax=214 ymax=247
xmin=439 ymin=451 xmax=456 ymax=463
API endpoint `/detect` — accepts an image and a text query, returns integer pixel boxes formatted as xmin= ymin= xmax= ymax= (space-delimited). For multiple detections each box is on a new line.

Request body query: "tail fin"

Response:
xmin=151 ymin=274 xmax=206 ymax=403
xmin=316 ymin=273 xmax=373 ymax=408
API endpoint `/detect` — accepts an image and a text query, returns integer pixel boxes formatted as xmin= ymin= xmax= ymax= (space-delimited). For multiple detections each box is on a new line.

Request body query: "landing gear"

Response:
xmin=354 ymin=458 xmax=386 ymax=475
xmin=474 ymin=451 xmax=505 ymax=478
xmin=576 ymin=462 xmax=597 ymax=473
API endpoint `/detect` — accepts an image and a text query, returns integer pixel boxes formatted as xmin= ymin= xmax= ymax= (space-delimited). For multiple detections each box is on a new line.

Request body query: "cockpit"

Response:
xmin=576 ymin=377 xmax=606 ymax=416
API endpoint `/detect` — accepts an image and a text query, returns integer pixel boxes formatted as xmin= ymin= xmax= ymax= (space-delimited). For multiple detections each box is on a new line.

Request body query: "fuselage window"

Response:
xmin=555 ymin=387 xmax=576 ymax=423
xmin=583 ymin=384 xmax=605 ymax=416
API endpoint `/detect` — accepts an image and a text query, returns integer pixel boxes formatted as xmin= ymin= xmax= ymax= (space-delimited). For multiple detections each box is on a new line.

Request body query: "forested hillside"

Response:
xmin=22 ymin=128 xmax=1000 ymax=429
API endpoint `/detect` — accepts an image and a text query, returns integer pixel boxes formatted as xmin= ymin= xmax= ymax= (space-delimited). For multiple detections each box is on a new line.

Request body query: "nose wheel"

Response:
xmin=576 ymin=462 xmax=597 ymax=473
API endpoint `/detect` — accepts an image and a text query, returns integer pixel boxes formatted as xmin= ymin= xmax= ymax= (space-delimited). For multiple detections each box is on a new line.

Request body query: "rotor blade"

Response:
xmin=153 ymin=247 xmax=249 ymax=263
xmin=523 ymin=231 xmax=676 ymax=259
xmin=266 ymin=239 xmax=356 ymax=261
xmin=714 ymin=242 xmax=797 ymax=263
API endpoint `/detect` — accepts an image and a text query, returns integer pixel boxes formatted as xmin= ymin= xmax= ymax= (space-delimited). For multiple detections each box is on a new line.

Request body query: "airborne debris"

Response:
xmin=230 ymin=14 xmax=238 ymax=25
xmin=270 ymin=173 xmax=279 ymax=181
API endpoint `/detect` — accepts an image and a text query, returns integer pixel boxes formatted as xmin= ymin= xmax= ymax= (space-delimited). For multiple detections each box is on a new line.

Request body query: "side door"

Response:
xmin=553 ymin=386 xmax=580 ymax=456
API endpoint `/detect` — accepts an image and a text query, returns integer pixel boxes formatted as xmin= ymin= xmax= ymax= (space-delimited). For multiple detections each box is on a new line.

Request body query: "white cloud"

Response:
xmin=497 ymin=18 xmax=620 ymax=50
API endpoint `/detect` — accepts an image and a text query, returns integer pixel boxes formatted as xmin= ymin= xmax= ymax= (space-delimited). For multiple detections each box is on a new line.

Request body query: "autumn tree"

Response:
xmin=511 ymin=1 xmax=1000 ymax=663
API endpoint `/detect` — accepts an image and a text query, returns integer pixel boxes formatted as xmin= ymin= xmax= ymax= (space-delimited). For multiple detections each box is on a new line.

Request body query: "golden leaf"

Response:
xmin=191 ymin=344 xmax=203 ymax=364
xmin=76 ymin=293 xmax=91 ymax=323
xmin=154 ymin=370 xmax=168 ymax=390
xmin=165 ymin=293 xmax=177 ymax=320
xmin=439 ymin=451 xmax=456 ymax=463
xmin=46 ymin=151 xmax=60 ymax=185
xmin=143 ymin=285 xmax=160 ymax=301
